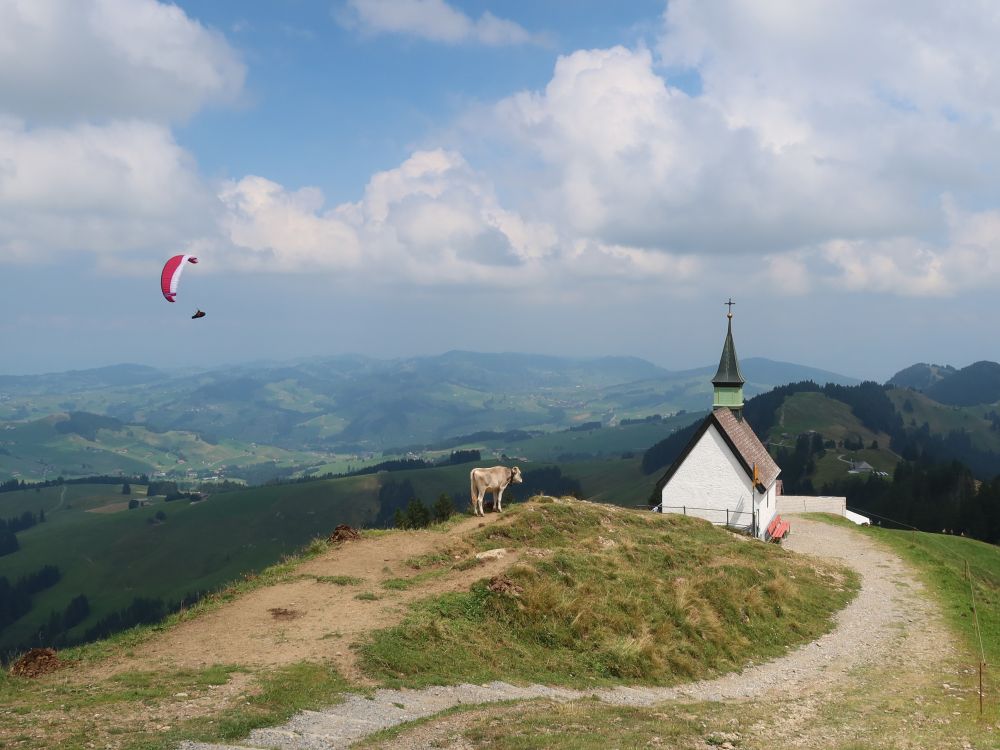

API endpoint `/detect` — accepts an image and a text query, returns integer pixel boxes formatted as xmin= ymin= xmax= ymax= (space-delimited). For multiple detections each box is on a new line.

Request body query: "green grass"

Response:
xmin=0 ymin=661 xmax=355 ymax=750
xmin=412 ymin=679 xmax=999 ymax=750
xmin=360 ymin=498 xmax=858 ymax=688
xmin=454 ymin=699 xmax=712 ymax=750
xmin=382 ymin=570 xmax=444 ymax=591
xmin=167 ymin=663 xmax=353 ymax=750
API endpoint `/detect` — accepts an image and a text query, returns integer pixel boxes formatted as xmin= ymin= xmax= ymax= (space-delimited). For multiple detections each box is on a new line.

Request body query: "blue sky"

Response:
xmin=2 ymin=1 xmax=1000 ymax=379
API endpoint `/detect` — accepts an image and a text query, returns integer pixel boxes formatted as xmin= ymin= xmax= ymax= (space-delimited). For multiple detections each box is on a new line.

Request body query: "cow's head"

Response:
xmin=511 ymin=466 xmax=523 ymax=483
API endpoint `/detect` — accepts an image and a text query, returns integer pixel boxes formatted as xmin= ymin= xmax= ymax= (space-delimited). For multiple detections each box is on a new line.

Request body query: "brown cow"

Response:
xmin=470 ymin=465 xmax=522 ymax=516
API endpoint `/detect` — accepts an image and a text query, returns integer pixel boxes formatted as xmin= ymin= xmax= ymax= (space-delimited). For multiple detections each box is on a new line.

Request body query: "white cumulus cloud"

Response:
xmin=0 ymin=0 xmax=243 ymax=270
xmin=0 ymin=0 xmax=245 ymax=124
xmin=489 ymin=45 xmax=913 ymax=256
xmin=339 ymin=0 xmax=541 ymax=46
xmin=215 ymin=150 xmax=560 ymax=285
xmin=0 ymin=119 xmax=216 ymax=265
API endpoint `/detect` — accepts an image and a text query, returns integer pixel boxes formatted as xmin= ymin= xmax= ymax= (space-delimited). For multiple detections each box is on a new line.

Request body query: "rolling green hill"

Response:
xmin=886 ymin=362 xmax=957 ymax=391
xmin=886 ymin=388 xmax=1000 ymax=452
xmin=924 ymin=360 xmax=1000 ymax=406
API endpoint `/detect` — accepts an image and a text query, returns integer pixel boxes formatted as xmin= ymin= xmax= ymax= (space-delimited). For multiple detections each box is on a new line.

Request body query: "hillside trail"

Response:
xmin=178 ymin=516 xmax=961 ymax=750
xmin=81 ymin=510 xmax=518 ymax=685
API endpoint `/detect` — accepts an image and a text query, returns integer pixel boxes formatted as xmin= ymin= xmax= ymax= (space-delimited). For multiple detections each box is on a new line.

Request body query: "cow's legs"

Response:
xmin=476 ymin=489 xmax=486 ymax=517
xmin=495 ymin=486 xmax=505 ymax=513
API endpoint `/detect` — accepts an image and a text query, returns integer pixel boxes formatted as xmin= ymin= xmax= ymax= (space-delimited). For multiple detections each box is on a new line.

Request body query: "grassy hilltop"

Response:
xmin=0 ymin=497 xmax=860 ymax=750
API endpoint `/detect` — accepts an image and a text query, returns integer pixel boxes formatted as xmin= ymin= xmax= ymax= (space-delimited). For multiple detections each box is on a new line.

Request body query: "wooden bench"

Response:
xmin=766 ymin=514 xmax=790 ymax=542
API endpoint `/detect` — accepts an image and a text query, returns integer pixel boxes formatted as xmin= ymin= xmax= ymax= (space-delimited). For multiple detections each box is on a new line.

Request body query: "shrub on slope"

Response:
xmin=360 ymin=497 xmax=858 ymax=688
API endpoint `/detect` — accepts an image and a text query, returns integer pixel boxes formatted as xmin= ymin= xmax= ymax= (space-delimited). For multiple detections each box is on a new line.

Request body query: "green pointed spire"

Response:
xmin=712 ymin=303 xmax=744 ymax=415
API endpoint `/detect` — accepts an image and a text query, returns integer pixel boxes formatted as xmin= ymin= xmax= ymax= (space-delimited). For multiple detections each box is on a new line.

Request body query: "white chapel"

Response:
xmin=653 ymin=305 xmax=782 ymax=540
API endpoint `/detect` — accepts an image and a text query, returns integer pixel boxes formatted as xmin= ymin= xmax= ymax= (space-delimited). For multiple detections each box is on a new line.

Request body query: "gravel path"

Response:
xmin=179 ymin=516 xmax=948 ymax=750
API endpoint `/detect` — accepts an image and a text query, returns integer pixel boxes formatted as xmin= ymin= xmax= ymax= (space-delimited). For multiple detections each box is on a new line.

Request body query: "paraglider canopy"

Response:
xmin=191 ymin=309 xmax=205 ymax=319
xmin=160 ymin=255 xmax=198 ymax=302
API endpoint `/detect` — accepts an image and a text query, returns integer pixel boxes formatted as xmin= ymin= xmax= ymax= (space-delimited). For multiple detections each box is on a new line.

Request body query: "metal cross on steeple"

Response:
xmin=725 ymin=298 xmax=735 ymax=318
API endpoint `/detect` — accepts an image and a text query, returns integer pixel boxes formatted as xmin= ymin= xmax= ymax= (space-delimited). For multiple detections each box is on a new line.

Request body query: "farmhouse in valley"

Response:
xmin=653 ymin=304 xmax=783 ymax=540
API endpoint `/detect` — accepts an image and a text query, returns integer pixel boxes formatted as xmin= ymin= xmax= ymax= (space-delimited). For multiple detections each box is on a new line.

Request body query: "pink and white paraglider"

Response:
xmin=160 ymin=255 xmax=206 ymax=318
xmin=160 ymin=255 xmax=198 ymax=303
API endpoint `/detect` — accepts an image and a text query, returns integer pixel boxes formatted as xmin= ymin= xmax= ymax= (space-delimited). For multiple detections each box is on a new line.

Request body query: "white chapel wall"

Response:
xmin=757 ymin=481 xmax=778 ymax=539
xmin=661 ymin=424 xmax=753 ymax=528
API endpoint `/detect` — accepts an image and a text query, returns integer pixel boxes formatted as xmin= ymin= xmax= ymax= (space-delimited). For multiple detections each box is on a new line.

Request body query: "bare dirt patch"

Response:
xmin=86 ymin=501 xmax=131 ymax=514
xmin=78 ymin=512 xmax=517 ymax=685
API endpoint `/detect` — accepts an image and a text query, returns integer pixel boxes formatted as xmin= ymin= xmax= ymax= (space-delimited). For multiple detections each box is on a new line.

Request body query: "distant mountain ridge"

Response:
xmin=886 ymin=363 xmax=957 ymax=391
xmin=0 ymin=352 xmax=861 ymax=469
xmin=888 ymin=360 xmax=1000 ymax=406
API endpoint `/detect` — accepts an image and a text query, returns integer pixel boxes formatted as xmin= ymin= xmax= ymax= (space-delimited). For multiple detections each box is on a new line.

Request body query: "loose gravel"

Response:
xmin=179 ymin=516 xmax=950 ymax=750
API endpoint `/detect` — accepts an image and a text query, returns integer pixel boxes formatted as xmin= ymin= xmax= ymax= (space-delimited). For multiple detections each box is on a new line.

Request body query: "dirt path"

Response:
xmin=178 ymin=516 xmax=956 ymax=750
xmin=84 ymin=513 xmax=515 ymax=684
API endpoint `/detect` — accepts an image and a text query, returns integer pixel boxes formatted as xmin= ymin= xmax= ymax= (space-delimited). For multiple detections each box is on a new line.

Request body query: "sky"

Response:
xmin=2 ymin=0 xmax=1000 ymax=380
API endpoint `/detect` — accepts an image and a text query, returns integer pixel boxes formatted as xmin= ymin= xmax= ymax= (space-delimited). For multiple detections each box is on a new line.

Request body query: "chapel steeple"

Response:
xmin=712 ymin=298 xmax=745 ymax=418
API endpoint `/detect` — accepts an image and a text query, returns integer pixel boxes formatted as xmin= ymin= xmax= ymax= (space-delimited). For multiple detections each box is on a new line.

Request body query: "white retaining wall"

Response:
xmin=776 ymin=495 xmax=847 ymax=515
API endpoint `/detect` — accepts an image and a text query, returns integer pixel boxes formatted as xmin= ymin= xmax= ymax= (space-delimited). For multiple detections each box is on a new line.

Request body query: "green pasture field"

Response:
xmin=887 ymin=388 xmax=1000 ymax=453
xmin=0 ymin=483 xmax=147 ymax=522
xmin=0 ymin=415 xmax=328 ymax=483
xmin=770 ymin=391 xmax=890 ymax=447
xmin=559 ymin=456 xmax=652 ymax=506
xmin=506 ymin=415 xmax=697 ymax=463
